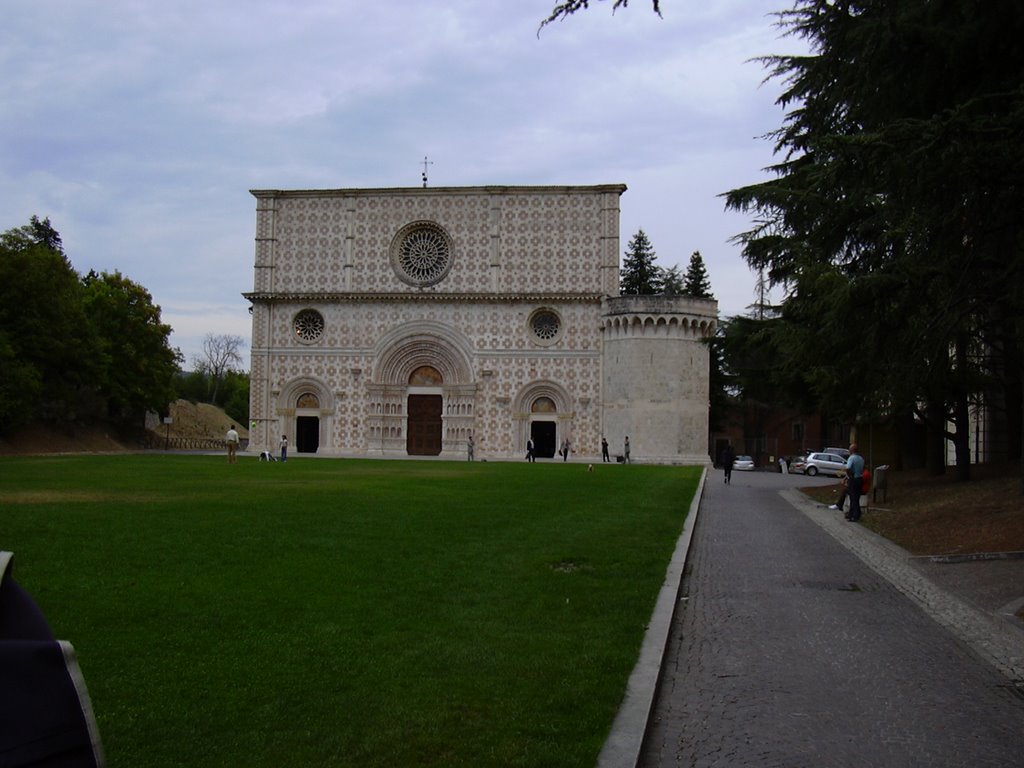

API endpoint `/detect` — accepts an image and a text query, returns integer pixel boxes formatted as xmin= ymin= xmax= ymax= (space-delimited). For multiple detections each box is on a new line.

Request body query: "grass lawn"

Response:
xmin=1 ymin=455 xmax=701 ymax=768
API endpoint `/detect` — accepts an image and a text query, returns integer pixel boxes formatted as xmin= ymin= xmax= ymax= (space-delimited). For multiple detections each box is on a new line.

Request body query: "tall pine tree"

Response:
xmin=620 ymin=229 xmax=662 ymax=295
xmin=724 ymin=0 xmax=1024 ymax=479
xmin=682 ymin=251 xmax=714 ymax=298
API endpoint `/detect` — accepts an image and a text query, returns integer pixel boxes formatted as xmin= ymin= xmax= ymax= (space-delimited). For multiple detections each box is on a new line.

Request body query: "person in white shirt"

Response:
xmin=225 ymin=425 xmax=239 ymax=464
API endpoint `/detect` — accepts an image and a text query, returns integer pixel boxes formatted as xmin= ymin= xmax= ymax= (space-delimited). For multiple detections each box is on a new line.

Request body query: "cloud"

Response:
xmin=1 ymin=0 xmax=806 ymax=363
xmin=161 ymin=299 xmax=253 ymax=367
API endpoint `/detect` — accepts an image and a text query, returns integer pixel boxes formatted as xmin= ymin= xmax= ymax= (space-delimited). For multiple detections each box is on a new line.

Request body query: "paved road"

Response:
xmin=638 ymin=470 xmax=1024 ymax=768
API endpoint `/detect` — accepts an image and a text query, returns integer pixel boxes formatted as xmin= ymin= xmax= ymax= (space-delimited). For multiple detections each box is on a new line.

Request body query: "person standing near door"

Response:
xmin=526 ymin=438 xmax=535 ymax=462
xmin=280 ymin=434 xmax=288 ymax=462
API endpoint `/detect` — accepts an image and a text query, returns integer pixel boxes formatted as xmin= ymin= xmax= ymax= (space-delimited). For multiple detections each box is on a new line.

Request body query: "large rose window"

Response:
xmin=391 ymin=222 xmax=452 ymax=287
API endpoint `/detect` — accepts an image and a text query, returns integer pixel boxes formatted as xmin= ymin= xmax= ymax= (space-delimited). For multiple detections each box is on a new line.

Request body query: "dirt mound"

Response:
xmin=154 ymin=400 xmax=248 ymax=441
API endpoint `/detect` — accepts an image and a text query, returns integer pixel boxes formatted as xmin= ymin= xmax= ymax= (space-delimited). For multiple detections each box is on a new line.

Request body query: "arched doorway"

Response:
xmin=530 ymin=396 xmax=558 ymax=458
xmin=372 ymin=322 xmax=477 ymax=458
xmin=406 ymin=366 xmax=443 ymax=456
xmin=513 ymin=383 xmax=571 ymax=461
xmin=295 ymin=392 xmax=320 ymax=453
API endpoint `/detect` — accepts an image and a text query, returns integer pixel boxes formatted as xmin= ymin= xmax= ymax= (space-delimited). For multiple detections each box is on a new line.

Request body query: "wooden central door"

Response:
xmin=407 ymin=394 xmax=442 ymax=456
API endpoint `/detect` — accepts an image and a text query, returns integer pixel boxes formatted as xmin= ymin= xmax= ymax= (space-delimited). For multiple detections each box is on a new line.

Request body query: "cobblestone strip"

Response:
xmin=782 ymin=488 xmax=1024 ymax=685
xmin=597 ymin=468 xmax=707 ymax=768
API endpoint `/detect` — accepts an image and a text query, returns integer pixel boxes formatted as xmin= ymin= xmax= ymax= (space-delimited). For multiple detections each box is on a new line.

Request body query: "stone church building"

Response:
xmin=244 ymin=184 xmax=716 ymax=463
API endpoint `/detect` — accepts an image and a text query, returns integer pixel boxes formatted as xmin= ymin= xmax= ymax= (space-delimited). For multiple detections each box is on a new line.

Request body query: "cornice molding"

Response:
xmin=243 ymin=291 xmax=607 ymax=304
xmin=249 ymin=184 xmax=627 ymax=199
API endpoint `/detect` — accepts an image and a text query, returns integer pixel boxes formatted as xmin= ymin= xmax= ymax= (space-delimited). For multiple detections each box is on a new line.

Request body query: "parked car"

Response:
xmin=823 ymin=446 xmax=851 ymax=458
xmin=800 ymin=452 xmax=848 ymax=476
xmin=789 ymin=455 xmax=807 ymax=473
xmin=733 ymin=455 xmax=755 ymax=471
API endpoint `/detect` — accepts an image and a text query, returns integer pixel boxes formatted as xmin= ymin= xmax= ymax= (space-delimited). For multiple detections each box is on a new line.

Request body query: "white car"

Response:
xmin=733 ymin=455 xmax=755 ymax=471
xmin=801 ymin=452 xmax=848 ymax=477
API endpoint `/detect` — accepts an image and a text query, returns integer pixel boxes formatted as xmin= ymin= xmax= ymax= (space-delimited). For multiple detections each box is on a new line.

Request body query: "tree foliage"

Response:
xmin=82 ymin=270 xmax=182 ymax=422
xmin=724 ymin=0 xmax=1024 ymax=479
xmin=540 ymin=0 xmax=661 ymax=31
xmin=0 ymin=217 xmax=182 ymax=432
xmin=193 ymin=333 xmax=245 ymax=405
xmin=682 ymin=250 xmax=714 ymax=299
xmin=661 ymin=265 xmax=684 ymax=296
xmin=220 ymin=370 xmax=251 ymax=427
xmin=620 ymin=229 xmax=663 ymax=295
xmin=0 ymin=217 xmax=99 ymax=428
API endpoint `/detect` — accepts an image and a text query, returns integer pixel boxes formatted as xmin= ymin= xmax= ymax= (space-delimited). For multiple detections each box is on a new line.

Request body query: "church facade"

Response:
xmin=245 ymin=184 xmax=716 ymax=463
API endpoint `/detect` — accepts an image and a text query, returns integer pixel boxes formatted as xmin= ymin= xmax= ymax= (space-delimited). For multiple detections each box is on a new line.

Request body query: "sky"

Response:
xmin=1 ymin=0 xmax=805 ymax=367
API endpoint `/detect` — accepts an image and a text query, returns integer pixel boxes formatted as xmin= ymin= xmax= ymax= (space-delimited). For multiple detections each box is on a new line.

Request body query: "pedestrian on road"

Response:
xmin=721 ymin=445 xmax=735 ymax=484
xmin=845 ymin=443 xmax=866 ymax=521
xmin=225 ymin=425 xmax=239 ymax=464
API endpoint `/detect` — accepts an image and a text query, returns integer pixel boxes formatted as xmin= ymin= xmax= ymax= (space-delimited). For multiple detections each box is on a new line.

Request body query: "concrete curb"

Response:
xmin=782 ymin=488 xmax=1024 ymax=686
xmin=596 ymin=467 xmax=707 ymax=768
xmin=918 ymin=550 xmax=1024 ymax=564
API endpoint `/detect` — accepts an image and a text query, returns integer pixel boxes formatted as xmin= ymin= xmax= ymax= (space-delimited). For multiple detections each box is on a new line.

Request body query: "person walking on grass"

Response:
xmin=225 ymin=425 xmax=239 ymax=464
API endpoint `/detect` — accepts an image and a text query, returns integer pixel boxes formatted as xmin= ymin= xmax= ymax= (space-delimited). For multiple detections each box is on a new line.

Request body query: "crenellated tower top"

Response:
xmin=601 ymin=294 xmax=717 ymax=339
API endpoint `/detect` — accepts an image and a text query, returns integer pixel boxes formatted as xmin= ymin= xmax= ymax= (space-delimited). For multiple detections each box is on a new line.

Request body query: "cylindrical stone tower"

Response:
xmin=601 ymin=295 xmax=717 ymax=464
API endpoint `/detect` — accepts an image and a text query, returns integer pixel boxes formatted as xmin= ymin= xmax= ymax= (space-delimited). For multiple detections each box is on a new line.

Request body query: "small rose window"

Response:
xmin=529 ymin=308 xmax=562 ymax=345
xmin=293 ymin=309 xmax=324 ymax=343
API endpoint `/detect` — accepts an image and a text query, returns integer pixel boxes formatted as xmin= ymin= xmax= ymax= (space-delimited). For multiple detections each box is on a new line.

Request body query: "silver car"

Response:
xmin=802 ymin=452 xmax=848 ymax=476
xmin=733 ymin=455 xmax=755 ymax=471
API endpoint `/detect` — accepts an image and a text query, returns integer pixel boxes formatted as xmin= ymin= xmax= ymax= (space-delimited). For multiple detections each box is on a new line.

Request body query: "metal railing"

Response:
xmin=141 ymin=434 xmax=249 ymax=452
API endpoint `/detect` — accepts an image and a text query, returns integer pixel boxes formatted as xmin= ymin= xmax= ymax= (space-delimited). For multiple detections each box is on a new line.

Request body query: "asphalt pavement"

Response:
xmin=600 ymin=467 xmax=1024 ymax=768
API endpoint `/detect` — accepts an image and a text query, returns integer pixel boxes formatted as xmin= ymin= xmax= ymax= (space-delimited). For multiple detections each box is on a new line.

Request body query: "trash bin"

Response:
xmin=873 ymin=465 xmax=889 ymax=503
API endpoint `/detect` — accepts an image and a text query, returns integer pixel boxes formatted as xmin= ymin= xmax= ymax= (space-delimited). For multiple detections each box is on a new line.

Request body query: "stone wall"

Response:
xmin=246 ymin=185 xmax=623 ymax=458
xmin=245 ymin=185 xmax=716 ymax=463
xmin=601 ymin=295 xmax=717 ymax=464
xmin=251 ymin=185 xmax=624 ymax=296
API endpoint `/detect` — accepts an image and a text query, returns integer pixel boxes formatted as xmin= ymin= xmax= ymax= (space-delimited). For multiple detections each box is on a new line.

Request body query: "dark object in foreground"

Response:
xmin=0 ymin=552 xmax=105 ymax=767
xmin=873 ymin=465 xmax=890 ymax=503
